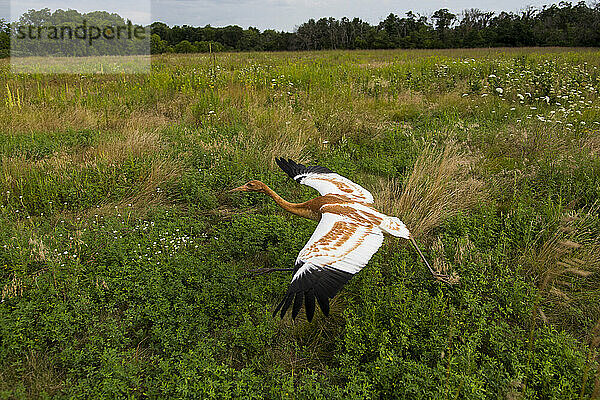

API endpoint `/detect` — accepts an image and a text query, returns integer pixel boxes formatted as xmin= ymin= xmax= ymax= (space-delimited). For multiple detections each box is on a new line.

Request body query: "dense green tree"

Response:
xmin=218 ymin=25 xmax=244 ymax=49
xmin=432 ymin=8 xmax=457 ymax=46
xmin=239 ymin=27 xmax=263 ymax=51
xmin=174 ymin=40 xmax=196 ymax=53
xmin=261 ymin=29 xmax=286 ymax=51
xmin=151 ymin=22 xmax=171 ymax=43
xmin=0 ymin=19 xmax=9 ymax=56
xmin=150 ymin=33 xmax=168 ymax=54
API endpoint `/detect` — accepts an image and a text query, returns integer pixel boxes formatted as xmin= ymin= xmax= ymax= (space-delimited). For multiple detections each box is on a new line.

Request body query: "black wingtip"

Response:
xmin=275 ymin=157 xmax=334 ymax=182
xmin=291 ymin=293 xmax=303 ymax=320
xmin=275 ymin=158 xmax=300 ymax=181
xmin=315 ymin=290 xmax=330 ymax=317
xmin=274 ymin=266 xmax=353 ymax=323
xmin=280 ymin=294 xmax=294 ymax=319
xmin=273 ymin=297 xmax=286 ymax=317
xmin=304 ymin=289 xmax=316 ymax=322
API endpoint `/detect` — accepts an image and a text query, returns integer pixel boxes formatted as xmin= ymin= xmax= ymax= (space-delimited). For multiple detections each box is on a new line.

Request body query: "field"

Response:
xmin=1 ymin=47 xmax=600 ymax=399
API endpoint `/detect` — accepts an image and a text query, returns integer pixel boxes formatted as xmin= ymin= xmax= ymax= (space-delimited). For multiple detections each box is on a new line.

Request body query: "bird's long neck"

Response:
xmin=262 ymin=184 xmax=316 ymax=220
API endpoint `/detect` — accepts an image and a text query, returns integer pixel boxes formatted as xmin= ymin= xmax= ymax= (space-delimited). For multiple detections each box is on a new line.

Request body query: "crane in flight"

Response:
xmin=230 ymin=158 xmax=455 ymax=322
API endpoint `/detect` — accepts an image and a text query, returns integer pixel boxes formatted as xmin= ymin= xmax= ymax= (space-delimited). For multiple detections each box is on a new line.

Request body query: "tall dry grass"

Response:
xmin=520 ymin=207 xmax=600 ymax=332
xmin=518 ymin=207 xmax=600 ymax=396
xmin=375 ymin=142 xmax=485 ymax=239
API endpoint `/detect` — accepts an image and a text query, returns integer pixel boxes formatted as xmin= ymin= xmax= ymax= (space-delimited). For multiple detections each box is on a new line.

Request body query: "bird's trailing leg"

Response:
xmin=247 ymin=268 xmax=293 ymax=277
xmin=409 ymin=236 xmax=458 ymax=285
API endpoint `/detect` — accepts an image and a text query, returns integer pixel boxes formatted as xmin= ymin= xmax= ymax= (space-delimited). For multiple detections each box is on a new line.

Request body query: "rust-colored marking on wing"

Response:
xmin=301 ymin=220 xmax=376 ymax=267
xmin=310 ymin=203 xmax=383 ymax=263
xmin=305 ymin=224 xmax=373 ymax=268
xmin=303 ymin=194 xmax=352 ymax=214
xmin=308 ymin=175 xmax=372 ymax=202
xmin=321 ymin=177 xmax=355 ymax=194
xmin=332 ymin=225 xmax=370 ymax=264
xmin=302 ymin=221 xmax=357 ymax=260
xmin=320 ymin=204 xmax=383 ymax=226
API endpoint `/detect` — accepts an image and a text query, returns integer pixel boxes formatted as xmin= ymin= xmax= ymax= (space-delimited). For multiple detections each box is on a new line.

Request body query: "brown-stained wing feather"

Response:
xmin=275 ymin=157 xmax=374 ymax=203
xmin=274 ymin=212 xmax=384 ymax=322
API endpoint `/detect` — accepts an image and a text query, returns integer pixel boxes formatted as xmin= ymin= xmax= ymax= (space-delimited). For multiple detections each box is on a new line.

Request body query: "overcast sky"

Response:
xmin=4 ymin=0 xmax=567 ymax=31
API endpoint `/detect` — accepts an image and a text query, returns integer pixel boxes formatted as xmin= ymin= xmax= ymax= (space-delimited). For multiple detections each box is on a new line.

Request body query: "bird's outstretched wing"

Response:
xmin=274 ymin=212 xmax=384 ymax=322
xmin=275 ymin=158 xmax=374 ymax=204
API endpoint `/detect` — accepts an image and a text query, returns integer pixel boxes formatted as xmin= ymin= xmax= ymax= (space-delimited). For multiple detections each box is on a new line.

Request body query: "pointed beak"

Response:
xmin=229 ymin=185 xmax=246 ymax=193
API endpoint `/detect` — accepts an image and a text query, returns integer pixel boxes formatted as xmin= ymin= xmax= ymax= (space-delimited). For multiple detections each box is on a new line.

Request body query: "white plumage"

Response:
xmin=297 ymin=173 xmax=375 ymax=204
xmin=231 ymin=158 xmax=455 ymax=323
xmin=294 ymin=212 xmax=384 ymax=279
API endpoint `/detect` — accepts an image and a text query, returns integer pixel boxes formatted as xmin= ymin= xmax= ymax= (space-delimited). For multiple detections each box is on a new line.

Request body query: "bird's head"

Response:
xmin=229 ymin=180 xmax=266 ymax=193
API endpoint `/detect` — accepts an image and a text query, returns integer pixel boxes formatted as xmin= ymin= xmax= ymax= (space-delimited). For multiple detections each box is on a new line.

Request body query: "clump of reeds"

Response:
xmin=520 ymin=206 xmax=600 ymax=331
xmin=519 ymin=206 xmax=600 ymax=397
xmin=375 ymin=142 xmax=485 ymax=239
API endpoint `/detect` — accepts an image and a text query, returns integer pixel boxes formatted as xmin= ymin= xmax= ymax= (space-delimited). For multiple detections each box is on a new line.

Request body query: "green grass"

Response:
xmin=0 ymin=48 xmax=599 ymax=399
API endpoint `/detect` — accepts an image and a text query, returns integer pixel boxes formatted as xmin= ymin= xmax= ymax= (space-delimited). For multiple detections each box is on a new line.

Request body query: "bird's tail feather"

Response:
xmin=379 ymin=216 xmax=410 ymax=238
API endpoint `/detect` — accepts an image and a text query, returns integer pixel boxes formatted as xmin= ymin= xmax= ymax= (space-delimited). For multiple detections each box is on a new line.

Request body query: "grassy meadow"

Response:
xmin=1 ymin=47 xmax=600 ymax=398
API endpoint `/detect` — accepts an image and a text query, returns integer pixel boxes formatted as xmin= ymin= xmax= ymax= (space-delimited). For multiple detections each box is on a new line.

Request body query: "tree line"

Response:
xmin=1 ymin=1 xmax=599 ymax=57
xmin=148 ymin=2 xmax=600 ymax=53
